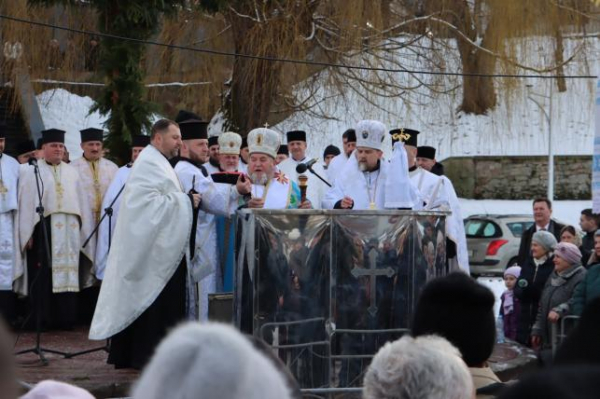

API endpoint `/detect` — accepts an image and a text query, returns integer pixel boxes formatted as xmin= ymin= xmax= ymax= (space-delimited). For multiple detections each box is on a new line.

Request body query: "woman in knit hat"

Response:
xmin=501 ymin=266 xmax=521 ymax=341
xmin=531 ymin=242 xmax=587 ymax=351
xmin=514 ymin=230 xmax=557 ymax=346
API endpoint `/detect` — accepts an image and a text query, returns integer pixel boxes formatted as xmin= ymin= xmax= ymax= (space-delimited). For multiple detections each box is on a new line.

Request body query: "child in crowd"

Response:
xmin=501 ymin=266 xmax=522 ymax=341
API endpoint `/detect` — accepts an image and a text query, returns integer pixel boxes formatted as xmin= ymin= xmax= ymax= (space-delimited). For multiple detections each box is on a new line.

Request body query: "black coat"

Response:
xmin=514 ymin=256 xmax=555 ymax=345
xmin=517 ymin=220 xmax=564 ymax=267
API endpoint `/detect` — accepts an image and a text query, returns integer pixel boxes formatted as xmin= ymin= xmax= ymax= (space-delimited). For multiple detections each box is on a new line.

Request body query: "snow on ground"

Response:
xmin=459 ymin=199 xmax=591 ymax=228
xmin=36 ymin=88 xmax=161 ymax=159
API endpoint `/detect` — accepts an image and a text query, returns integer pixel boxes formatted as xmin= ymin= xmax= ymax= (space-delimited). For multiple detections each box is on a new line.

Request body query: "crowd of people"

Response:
xmin=2 ymin=114 xmax=600 ymax=398
xmin=1 ymin=271 xmax=599 ymax=398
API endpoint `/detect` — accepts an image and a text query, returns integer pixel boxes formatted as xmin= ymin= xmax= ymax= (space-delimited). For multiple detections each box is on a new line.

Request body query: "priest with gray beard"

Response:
xmin=90 ymin=119 xmax=201 ymax=370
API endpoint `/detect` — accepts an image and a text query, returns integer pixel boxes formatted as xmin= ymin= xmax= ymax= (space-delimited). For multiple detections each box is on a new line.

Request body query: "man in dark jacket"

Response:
xmin=517 ymin=198 xmax=564 ymax=267
xmin=579 ymin=208 xmax=599 ymax=265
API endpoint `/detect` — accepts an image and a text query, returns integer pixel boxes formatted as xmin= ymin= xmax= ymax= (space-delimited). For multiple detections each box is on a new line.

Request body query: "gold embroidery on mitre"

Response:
xmin=229 ymin=141 xmax=235 ymax=148
xmin=257 ymin=134 xmax=263 ymax=146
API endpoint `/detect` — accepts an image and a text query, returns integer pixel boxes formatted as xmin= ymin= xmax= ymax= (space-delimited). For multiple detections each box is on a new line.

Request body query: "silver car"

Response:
xmin=465 ymin=215 xmax=534 ymax=276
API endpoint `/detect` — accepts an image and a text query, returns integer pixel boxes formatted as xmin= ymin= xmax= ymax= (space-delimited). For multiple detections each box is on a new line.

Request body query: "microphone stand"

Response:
xmin=65 ymin=184 xmax=126 ymax=359
xmin=306 ymin=165 xmax=332 ymax=187
xmin=14 ymin=161 xmax=68 ymax=364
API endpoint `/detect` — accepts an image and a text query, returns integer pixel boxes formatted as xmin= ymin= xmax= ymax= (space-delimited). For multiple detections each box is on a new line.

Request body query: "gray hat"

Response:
xmin=532 ymin=230 xmax=558 ymax=252
xmin=132 ymin=322 xmax=291 ymax=399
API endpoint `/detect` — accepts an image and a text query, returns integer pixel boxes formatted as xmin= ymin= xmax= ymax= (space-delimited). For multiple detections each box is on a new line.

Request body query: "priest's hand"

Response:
xmin=248 ymin=197 xmax=265 ymax=209
xmin=299 ymin=199 xmax=312 ymax=209
xmin=341 ymin=196 xmax=354 ymax=209
xmin=236 ymin=174 xmax=252 ymax=195
xmin=191 ymin=193 xmax=202 ymax=209
xmin=547 ymin=310 xmax=560 ymax=323
xmin=26 ymin=238 xmax=33 ymax=250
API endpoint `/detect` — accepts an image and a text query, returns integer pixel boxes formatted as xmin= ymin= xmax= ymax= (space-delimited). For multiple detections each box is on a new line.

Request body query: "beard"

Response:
xmin=249 ymin=172 xmax=269 ymax=185
xmin=358 ymin=162 xmax=368 ymax=172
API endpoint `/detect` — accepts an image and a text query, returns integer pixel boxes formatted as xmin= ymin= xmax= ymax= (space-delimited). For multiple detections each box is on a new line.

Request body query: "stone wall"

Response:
xmin=444 ymin=156 xmax=591 ymax=200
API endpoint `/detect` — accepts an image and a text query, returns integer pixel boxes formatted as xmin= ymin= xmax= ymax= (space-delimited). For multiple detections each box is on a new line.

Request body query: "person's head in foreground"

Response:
xmin=363 ymin=334 xmax=474 ymax=399
xmin=411 ymin=272 xmax=496 ymax=368
xmin=20 ymin=380 xmax=95 ymax=399
xmin=131 ymin=322 xmax=291 ymax=399
xmin=0 ymin=317 xmax=17 ymax=399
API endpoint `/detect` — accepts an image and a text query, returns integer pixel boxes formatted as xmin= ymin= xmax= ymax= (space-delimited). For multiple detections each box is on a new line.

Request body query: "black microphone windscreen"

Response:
xmin=28 ymin=157 xmax=38 ymax=166
xmin=296 ymin=163 xmax=308 ymax=173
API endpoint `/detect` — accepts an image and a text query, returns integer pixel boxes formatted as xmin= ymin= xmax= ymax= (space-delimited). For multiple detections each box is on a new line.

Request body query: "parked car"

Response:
xmin=465 ymin=215 xmax=534 ymax=276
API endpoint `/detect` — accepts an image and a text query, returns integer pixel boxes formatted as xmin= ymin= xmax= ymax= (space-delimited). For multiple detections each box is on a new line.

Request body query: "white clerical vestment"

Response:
xmin=94 ymin=165 xmax=131 ymax=280
xmin=277 ymin=156 xmax=328 ymax=209
xmin=89 ymin=145 xmax=193 ymax=340
xmin=204 ymin=161 xmax=220 ymax=175
xmin=18 ymin=161 xmax=82 ymax=293
xmin=175 ymin=160 xmax=240 ymax=320
xmin=409 ymin=167 xmax=469 ymax=273
xmin=0 ymin=154 xmax=21 ymax=292
xmin=250 ymin=175 xmax=301 ymax=209
xmin=71 ymin=157 xmax=118 ymax=277
xmin=324 ymin=144 xmax=417 ymax=210
xmin=326 ymin=153 xmax=350 ymax=183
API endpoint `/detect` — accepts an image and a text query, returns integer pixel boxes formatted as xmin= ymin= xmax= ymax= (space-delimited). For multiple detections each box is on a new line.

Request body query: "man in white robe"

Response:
xmin=326 ymin=128 xmax=357 ymax=183
xmin=277 ymin=130 xmax=329 ymax=209
xmin=94 ymin=135 xmax=149 ymax=280
xmin=245 ymin=128 xmax=310 ymax=210
xmin=173 ymin=121 xmax=250 ymax=321
xmin=323 ymin=120 xmax=417 ymax=210
xmin=90 ymin=119 xmax=201 ymax=370
xmin=390 ymin=128 xmax=469 ymax=273
xmin=18 ymin=129 xmax=82 ymax=329
xmin=204 ymin=136 xmax=221 ymax=174
xmin=71 ymin=128 xmax=119 ymax=321
xmin=238 ymin=137 xmax=249 ymax=173
xmin=0 ymin=130 xmax=22 ymax=321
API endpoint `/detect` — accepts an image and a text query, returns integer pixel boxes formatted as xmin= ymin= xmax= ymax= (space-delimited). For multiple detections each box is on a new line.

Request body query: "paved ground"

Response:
xmin=13 ymin=327 xmax=138 ymax=398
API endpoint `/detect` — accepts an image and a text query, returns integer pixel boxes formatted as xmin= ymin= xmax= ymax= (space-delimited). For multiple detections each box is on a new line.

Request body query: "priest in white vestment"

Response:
xmin=90 ymin=119 xmax=201 ymax=370
xmin=204 ymin=136 xmax=221 ymax=174
xmin=94 ymin=135 xmax=149 ymax=280
xmin=18 ymin=129 xmax=82 ymax=329
xmin=326 ymin=128 xmax=357 ymax=183
xmin=0 ymin=132 xmax=22 ymax=320
xmin=323 ymin=120 xmax=417 ymax=210
xmin=71 ymin=128 xmax=118 ymax=290
xmin=245 ymin=128 xmax=310 ymax=210
xmin=390 ymin=128 xmax=469 ymax=273
xmin=238 ymin=136 xmax=249 ymax=173
xmin=174 ymin=121 xmax=251 ymax=321
xmin=277 ymin=130 xmax=328 ymax=209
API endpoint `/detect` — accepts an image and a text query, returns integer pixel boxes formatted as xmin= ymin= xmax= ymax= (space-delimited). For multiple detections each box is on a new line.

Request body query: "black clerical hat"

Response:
xmin=132 ymin=135 xmax=150 ymax=148
xmin=241 ymin=137 xmax=248 ymax=149
xmin=277 ymin=144 xmax=289 ymax=156
xmin=211 ymin=172 xmax=242 ymax=185
xmin=80 ymin=127 xmax=104 ymax=143
xmin=390 ymin=128 xmax=419 ymax=147
xmin=343 ymin=128 xmax=356 ymax=142
xmin=208 ymin=136 xmax=219 ymax=147
xmin=41 ymin=128 xmax=66 ymax=144
xmin=175 ymin=110 xmax=203 ymax=123
xmin=36 ymin=138 xmax=43 ymax=150
xmin=323 ymin=144 xmax=340 ymax=158
xmin=17 ymin=139 xmax=36 ymax=155
xmin=417 ymin=146 xmax=436 ymax=160
xmin=286 ymin=130 xmax=306 ymax=143
xmin=179 ymin=119 xmax=208 ymax=141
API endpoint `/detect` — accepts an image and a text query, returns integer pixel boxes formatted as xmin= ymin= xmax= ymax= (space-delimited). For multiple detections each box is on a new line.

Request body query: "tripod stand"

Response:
xmin=65 ymin=183 xmax=126 ymax=359
xmin=14 ymin=160 xmax=68 ymax=365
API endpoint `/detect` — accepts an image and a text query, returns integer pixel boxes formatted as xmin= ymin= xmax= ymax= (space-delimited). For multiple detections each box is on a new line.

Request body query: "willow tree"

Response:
xmin=27 ymin=0 xmax=186 ymax=163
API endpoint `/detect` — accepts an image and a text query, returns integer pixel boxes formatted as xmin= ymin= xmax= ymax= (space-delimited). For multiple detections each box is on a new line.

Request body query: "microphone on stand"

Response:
xmin=295 ymin=158 xmax=332 ymax=187
xmin=295 ymin=158 xmax=318 ymax=174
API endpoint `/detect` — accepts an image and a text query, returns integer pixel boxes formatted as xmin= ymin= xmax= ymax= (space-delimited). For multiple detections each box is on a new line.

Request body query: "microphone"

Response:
xmin=296 ymin=158 xmax=318 ymax=174
xmin=28 ymin=157 xmax=38 ymax=166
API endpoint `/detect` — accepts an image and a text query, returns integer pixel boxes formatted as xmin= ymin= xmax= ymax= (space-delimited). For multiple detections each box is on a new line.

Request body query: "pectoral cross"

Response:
xmin=0 ymin=181 xmax=7 ymax=198
xmin=351 ymin=247 xmax=396 ymax=317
